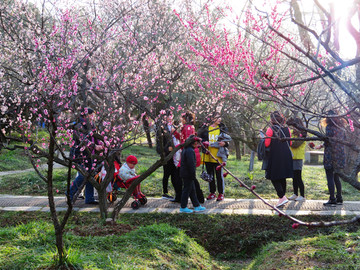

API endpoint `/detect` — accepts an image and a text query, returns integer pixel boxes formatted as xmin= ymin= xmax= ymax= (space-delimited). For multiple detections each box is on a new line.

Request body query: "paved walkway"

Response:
xmin=1 ymin=194 xmax=360 ymax=216
xmin=1 ymin=161 xmax=359 ymax=216
xmin=0 ymin=163 xmax=65 ymax=177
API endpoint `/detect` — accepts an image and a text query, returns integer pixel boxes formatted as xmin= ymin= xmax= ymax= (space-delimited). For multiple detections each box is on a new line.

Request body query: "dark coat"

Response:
xmin=323 ymin=124 xmax=345 ymax=170
xmin=265 ymin=125 xmax=293 ymax=180
xmin=180 ymin=144 xmax=196 ymax=180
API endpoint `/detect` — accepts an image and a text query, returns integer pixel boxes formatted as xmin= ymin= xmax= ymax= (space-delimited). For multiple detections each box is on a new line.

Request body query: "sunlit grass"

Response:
xmin=0 ymin=148 xmax=32 ymax=171
xmin=0 ymin=220 xmax=223 ymax=269
xmin=246 ymin=230 xmax=360 ymax=270
xmin=0 ymin=168 xmax=76 ymax=195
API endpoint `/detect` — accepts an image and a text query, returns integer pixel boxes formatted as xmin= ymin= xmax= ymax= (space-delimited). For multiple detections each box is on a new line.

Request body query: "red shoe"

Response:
xmin=216 ymin=193 xmax=224 ymax=201
xmin=207 ymin=193 xmax=216 ymax=200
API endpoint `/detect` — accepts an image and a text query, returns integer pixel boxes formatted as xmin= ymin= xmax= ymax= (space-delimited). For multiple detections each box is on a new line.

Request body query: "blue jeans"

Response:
xmin=69 ymin=171 xmax=95 ymax=204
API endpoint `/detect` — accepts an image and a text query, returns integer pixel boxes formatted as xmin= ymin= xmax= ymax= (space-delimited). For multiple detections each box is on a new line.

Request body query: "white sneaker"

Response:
xmin=276 ymin=196 xmax=289 ymax=207
xmin=288 ymin=194 xmax=298 ymax=200
xmin=295 ymin=196 xmax=306 ymax=202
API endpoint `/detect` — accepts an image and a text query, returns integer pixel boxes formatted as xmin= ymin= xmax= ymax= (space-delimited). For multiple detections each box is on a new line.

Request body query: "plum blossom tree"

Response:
xmin=0 ymin=0 xmax=198 ymax=264
xmin=173 ymin=0 xmax=360 ymax=227
xmin=2 ymin=1 xmax=360 ymax=266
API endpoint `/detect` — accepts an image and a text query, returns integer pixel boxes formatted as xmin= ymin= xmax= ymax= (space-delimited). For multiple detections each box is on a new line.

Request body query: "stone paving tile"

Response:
xmin=1 ymin=195 xmax=360 ymax=215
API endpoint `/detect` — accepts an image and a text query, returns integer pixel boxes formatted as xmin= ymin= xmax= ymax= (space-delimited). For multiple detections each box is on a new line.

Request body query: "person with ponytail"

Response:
xmin=264 ymin=111 xmax=293 ymax=208
xmin=315 ymin=110 xmax=346 ymax=207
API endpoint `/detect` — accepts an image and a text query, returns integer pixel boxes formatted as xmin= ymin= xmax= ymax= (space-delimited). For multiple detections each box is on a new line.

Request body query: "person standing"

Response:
xmin=179 ymin=135 xmax=206 ymax=213
xmin=198 ymin=112 xmax=230 ymax=202
xmin=288 ymin=117 xmax=307 ymax=202
xmin=178 ymin=111 xmax=204 ymax=203
xmin=156 ymin=110 xmax=182 ymax=201
xmin=69 ymin=107 xmax=103 ymax=204
xmin=264 ymin=111 xmax=293 ymax=208
xmin=316 ymin=110 xmax=346 ymax=207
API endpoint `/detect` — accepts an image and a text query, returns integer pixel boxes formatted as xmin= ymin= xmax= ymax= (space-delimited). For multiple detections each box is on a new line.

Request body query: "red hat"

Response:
xmin=126 ymin=155 xmax=138 ymax=165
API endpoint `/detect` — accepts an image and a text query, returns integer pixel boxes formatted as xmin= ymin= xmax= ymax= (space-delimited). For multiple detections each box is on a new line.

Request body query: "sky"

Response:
xmin=227 ymin=0 xmax=358 ymax=59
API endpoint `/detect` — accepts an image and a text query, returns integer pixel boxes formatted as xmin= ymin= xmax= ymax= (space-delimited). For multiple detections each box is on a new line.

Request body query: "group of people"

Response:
xmin=263 ymin=110 xmax=346 ymax=208
xmin=156 ymin=110 xmax=231 ymax=213
xmin=67 ymin=106 xmax=346 ymax=211
xmin=67 ymin=107 xmax=231 ymax=213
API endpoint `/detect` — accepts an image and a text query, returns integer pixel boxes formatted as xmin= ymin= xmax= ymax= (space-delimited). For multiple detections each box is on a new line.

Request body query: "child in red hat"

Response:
xmin=118 ymin=155 xmax=144 ymax=198
xmin=126 ymin=155 xmax=138 ymax=165
xmin=119 ymin=155 xmax=138 ymax=181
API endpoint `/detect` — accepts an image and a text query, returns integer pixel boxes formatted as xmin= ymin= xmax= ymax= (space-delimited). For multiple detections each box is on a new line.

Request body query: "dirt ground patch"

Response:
xmin=68 ymin=223 xmax=136 ymax=237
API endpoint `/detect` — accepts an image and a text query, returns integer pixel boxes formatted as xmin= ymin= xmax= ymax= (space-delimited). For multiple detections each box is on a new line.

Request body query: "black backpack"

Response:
xmin=257 ymin=138 xmax=267 ymax=161
xmin=257 ymin=130 xmax=270 ymax=161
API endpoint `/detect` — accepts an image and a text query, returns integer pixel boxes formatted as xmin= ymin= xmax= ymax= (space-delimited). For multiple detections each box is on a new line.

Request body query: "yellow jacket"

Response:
xmin=203 ymin=125 xmax=222 ymax=163
xmin=290 ymin=134 xmax=305 ymax=160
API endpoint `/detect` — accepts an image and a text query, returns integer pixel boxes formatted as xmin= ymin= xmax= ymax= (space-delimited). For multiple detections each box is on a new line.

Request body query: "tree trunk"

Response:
xmin=234 ymin=139 xmax=241 ymax=160
xmin=142 ymin=115 xmax=153 ymax=148
xmin=98 ymin=186 xmax=108 ymax=221
xmin=330 ymin=3 xmax=340 ymax=51
xmin=290 ymin=0 xmax=314 ymax=50
xmin=249 ymin=151 xmax=255 ymax=171
xmin=87 ymin=161 xmax=115 ymax=220
xmin=346 ymin=2 xmax=360 ymax=78
xmin=47 ymin=123 xmax=66 ymax=265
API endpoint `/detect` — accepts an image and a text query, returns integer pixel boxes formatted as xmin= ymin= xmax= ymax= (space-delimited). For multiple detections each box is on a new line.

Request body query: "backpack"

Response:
xmin=257 ymin=128 xmax=271 ymax=161
xmin=257 ymin=138 xmax=267 ymax=161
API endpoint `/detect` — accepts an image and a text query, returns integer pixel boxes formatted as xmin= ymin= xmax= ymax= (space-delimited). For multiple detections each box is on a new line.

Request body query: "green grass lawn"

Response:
xmin=248 ymin=230 xmax=360 ymax=270
xmin=0 ymin=217 xmax=222 ymax=269
xmin=0 ymin=211 xmax=359 ymax=269
xmin=0 ymin=148 xmax=33 ymax=171
xmin=1 ymin=144 xmax=359 ymax=202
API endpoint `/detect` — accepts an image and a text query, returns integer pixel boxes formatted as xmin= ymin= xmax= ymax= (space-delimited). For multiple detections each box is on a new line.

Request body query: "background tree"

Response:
xmin=175 ymin=0 xmax=360 ymax=185
xmin=3 ymin=0 xmax=360 ymax=264
xmin=0 ymin=0 xmax=195 ymax=264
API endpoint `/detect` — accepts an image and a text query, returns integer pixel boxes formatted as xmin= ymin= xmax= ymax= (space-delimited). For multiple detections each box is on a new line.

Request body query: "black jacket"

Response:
xmin=180 ymin=145 xmax=196 ymax=179
xmin=265 ymin=125 xmax=293 ymax=180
